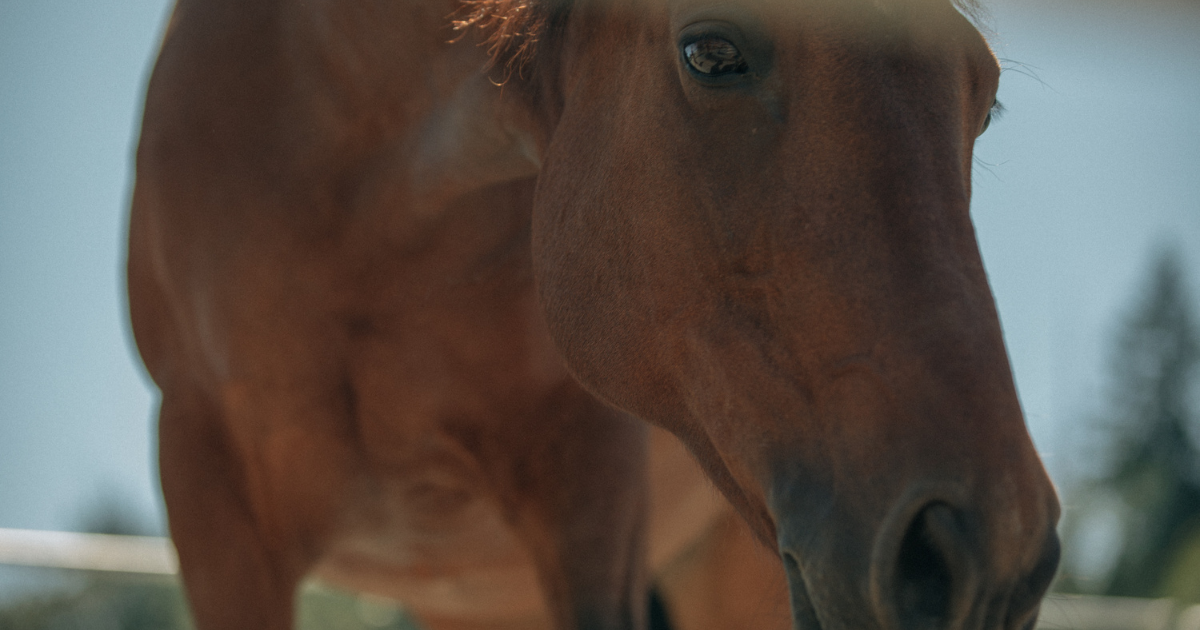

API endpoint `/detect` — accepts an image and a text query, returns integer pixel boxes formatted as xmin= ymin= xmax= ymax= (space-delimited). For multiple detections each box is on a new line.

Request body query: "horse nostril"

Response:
xmin=898 ymin=507 xmax=952 ymax=620
xmin=1007 ymin=531 xmax=1062 ymax=629
xmin=888 ymin=503 xmax=979 ymax=629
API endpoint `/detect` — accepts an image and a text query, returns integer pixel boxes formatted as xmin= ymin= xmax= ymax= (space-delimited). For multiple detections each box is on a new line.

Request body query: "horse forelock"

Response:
xmin=453 ymin=0 xmax=988 ymax=73
xmin=452 ymin=0 xmax=555 ymax=71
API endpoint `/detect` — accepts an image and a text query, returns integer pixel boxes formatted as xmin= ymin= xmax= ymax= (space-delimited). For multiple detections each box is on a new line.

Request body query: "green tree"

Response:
xmin=1096 ymin=247 xmax=1200 ymax=599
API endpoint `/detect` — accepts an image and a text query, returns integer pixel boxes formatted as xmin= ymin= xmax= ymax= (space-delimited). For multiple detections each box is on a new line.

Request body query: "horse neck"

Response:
xmin=276 ymin=0 xmax=543 ymax=218
xmin=279 ymin=0 xmax=475 ymax=124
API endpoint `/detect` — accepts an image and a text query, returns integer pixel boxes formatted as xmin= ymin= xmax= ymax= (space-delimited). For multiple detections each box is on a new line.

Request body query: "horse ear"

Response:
xmin=452 ymin=0 xmax=550 ymax=70
xmin=951 ymin=0 xmax=992 ymax=30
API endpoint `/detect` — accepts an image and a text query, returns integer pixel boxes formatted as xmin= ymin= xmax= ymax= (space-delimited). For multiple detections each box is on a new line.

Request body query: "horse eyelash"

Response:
xmin=989 ymin=99 xmax=1006 ymax=121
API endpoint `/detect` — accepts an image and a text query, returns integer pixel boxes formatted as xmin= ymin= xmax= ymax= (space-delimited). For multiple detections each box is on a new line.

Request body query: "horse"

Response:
xmin=126 ymin=0 xmax=1061 ymax=628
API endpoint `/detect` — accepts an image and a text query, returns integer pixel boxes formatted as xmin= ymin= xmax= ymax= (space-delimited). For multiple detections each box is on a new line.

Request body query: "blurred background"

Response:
xmin=0 ymin=0 xmax=1197 ymax=627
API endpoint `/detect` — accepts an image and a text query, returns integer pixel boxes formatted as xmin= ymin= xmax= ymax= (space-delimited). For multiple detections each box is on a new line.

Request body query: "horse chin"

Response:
xmin=781 ymin=553 xmax=829 ymax=630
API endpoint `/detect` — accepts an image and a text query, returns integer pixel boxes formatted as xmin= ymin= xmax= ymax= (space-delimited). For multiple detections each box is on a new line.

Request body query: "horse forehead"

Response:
xmin=659 ymin=0 xmax=973 ymax=27
xmin=657 ymin=0 xmax=958 ymax=11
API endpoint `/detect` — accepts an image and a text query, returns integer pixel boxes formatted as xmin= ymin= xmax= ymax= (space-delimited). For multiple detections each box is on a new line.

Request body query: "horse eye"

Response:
xmin=979 ymin=113 xmax=992 ymax=135
xmin=684 ymin=37 xmax=748 ymax=77
xmin=979 ymin=99 xmax=1003 ymax=136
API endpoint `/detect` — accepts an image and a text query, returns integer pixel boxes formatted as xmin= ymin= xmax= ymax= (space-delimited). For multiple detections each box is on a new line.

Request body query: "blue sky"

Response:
xmin=1 ymin=0 xmax=172 ymax=533
xmin=0 ymin=0 xmax=1197 ymax=543
xmin=970 ymin=0 xmax=1200 ymax=486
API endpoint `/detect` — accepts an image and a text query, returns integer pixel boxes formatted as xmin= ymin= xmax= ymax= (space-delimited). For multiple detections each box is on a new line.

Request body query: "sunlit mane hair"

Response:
xmin=453 ymin=0 xmax=987 ymax=72
xmin=452 ymin=0 xmax=558 ymax=71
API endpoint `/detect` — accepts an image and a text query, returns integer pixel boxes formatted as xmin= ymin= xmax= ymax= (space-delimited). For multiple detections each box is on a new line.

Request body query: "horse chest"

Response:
xmin=305 ymin=425 xmax=728 ymax=622
xmin=311 ymin=467 xmax=550 ymax=621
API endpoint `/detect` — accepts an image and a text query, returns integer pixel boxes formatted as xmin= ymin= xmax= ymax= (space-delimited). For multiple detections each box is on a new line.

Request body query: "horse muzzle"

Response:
xmin=776 ymin=481 xmax=1060 ymax=630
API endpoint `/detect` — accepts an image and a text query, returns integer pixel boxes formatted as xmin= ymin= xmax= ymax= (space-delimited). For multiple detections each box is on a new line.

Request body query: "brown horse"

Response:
xmin=127 ymin=0 xmax=1060 ymax=629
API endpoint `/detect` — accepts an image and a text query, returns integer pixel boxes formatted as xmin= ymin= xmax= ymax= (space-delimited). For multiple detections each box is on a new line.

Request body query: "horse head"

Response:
xmin=477 ymin=0 xmax=1061 ymax=627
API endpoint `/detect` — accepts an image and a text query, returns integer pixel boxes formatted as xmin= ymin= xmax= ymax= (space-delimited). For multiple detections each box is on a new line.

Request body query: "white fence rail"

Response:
xmin=0 ymin=527 xmax=177 ymax=575
xmin=1 ymin=528 xmax=1198 ymax=629
xmin=1038 ymin=595 xmax=1200 ymax=630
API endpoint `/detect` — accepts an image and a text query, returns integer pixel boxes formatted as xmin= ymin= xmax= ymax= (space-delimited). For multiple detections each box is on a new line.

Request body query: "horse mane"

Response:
xmin=453 ymin=0 xmax=988 ymax=71
xmin=452 ymin=1 xmax=555 ymax=71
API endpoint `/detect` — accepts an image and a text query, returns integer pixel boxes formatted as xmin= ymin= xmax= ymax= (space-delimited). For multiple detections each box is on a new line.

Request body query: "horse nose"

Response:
xmin=875 ymin=502 xmax=980 ymax=629
xmin=873 ymin=501 xmax=1061 ymax=630
xmin=1007 ymin=528 xmax=1062 ymax=630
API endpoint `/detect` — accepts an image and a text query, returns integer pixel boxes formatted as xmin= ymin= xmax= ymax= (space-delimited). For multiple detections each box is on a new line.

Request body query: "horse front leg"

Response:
xmin=158 ymin=389 xmax=302 ymax=630
xmin=499 ymin=384 xmax=651 ymax=630
xmin=654 ymin=508 xmax=791 ymax=630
